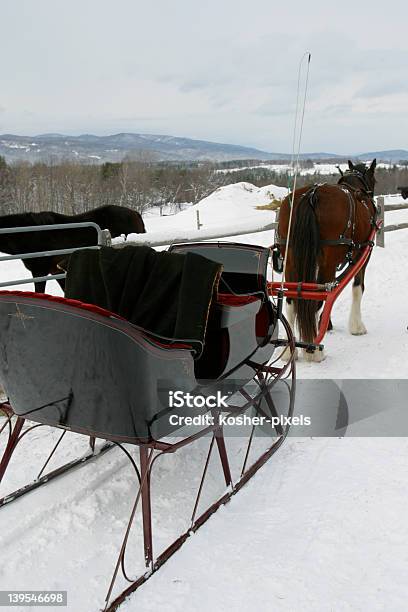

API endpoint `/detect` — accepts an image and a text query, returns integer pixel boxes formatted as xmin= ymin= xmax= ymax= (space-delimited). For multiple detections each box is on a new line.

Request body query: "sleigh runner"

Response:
xmin=0 ymin=236 xmax=295 ymax=610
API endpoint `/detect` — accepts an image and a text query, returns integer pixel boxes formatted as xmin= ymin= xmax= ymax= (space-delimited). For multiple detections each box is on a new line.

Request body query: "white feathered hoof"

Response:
xmin=349 ymin=320 xmax=367 ymax=336
xmin=303 ymin=348 xmax=326 ymax=362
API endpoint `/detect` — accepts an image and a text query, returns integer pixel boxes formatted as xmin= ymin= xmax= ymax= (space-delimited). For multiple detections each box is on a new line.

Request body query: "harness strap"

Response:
xmin=320 ymin=237 xmax=353 ymax=246
xmin=274 ymin=176 xmax=377 ymax=278
xmin=275 ymin=182 xmax=376 ymax=248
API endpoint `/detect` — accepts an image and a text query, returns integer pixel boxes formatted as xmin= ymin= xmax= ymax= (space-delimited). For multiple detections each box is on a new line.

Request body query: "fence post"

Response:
xmin=376 ymin=196 xmax=385 ymax=248
xmin=100 ymin=229 xmax=112 ymax=246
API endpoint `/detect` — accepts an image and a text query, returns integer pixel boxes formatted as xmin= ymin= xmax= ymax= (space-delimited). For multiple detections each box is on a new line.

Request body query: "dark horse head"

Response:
xmin=338 ymin=159 xmax=377 ymax=197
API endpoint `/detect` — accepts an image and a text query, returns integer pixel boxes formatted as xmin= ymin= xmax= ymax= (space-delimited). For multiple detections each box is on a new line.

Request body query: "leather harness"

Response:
xmin=273 ymin=170 xmax=378 ymax=273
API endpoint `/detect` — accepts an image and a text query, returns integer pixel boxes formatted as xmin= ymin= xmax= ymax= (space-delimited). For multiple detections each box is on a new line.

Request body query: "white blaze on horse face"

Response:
xmin=349 ymin=285 xmax=367 ymax=335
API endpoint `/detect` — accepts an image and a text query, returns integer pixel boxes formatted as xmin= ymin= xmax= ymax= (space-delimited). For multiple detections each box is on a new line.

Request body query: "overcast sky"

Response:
xmin=2 ymin=0 xmax=408 ymax=154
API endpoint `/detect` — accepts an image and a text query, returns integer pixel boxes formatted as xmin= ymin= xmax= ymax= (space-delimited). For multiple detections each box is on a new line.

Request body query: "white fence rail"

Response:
xmin=113 ymin=195 xmax=406 ymax=251
xmin=115 ymin=218 xmax=277 ymax=249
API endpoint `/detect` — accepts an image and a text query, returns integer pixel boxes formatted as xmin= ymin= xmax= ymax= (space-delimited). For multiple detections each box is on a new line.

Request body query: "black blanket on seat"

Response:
xmin=65 ymin=245 xmax=222 ymax=352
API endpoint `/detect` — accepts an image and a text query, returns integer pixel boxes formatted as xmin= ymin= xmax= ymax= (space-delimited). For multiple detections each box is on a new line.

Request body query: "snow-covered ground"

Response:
xmin=142 ymin=182 xmax=288 ymax=232
xmin=0 ymin=183 xmax=407 ymax=612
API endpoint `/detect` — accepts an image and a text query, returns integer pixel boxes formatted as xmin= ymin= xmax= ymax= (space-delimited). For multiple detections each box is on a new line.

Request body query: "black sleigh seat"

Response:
xmin=0 ymin=242 xmax=277 ymax=444
xmin=169 ymin=242 xmax=277 ymax=381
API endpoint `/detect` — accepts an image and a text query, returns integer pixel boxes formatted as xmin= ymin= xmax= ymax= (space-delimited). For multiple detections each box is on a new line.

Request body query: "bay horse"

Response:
xmin=0 ymin=205 xmax=145 ymax=293
xmin=275 ymin=159 xmax=377 ymax=362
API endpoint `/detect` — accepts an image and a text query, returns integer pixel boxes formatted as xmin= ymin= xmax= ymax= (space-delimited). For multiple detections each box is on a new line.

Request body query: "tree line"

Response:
xmin=0 ymin=156 xmax=407 ymax=217
xmin=0 ymin=156 xmax=225 ymax=216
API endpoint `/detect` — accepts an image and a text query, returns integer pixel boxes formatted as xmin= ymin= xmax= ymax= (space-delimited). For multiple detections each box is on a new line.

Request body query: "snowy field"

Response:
xmin=218 ymin=161 xmax=402 ymax=175
xmin=0 ymin=183 xmax=407 ymax=611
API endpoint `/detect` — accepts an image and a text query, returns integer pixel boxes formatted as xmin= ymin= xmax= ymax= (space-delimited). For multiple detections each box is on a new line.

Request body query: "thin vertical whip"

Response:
xmin=289 ymin=55 xmax=305 ymax=179
xmin=280 ymin=52 xmax=311 ymax=291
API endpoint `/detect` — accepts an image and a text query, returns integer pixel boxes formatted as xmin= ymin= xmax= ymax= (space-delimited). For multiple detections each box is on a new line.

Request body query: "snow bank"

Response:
xmin=140 ymin=182 xmax=287 ymax=237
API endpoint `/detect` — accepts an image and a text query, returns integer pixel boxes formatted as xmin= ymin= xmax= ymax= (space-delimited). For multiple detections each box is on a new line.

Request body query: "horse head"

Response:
xmin=339 ymin=159 xmax=376 ymax=196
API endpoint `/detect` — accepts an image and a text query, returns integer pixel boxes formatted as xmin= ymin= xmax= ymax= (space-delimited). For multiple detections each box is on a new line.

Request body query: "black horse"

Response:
xmin=0 ymin=205 xmax=145 ymax=292
xmin=398 ymin=186 xmax=408 ymax=200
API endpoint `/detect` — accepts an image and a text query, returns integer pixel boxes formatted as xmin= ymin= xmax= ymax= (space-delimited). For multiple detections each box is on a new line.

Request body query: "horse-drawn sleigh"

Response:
xmin=0 ymin=156 xmax=381 ymax=606
xmin=0 ymin=224 xmax=296 ymax=610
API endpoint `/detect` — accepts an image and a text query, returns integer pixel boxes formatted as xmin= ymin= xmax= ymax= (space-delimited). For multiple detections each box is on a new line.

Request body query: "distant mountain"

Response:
xmin=355 ymin=149 xmax=408 ymax=162
xmin=0 ymin=133 xmax=279 ymax=163
xmin=0 ymin=132 xmax=406 ymax=164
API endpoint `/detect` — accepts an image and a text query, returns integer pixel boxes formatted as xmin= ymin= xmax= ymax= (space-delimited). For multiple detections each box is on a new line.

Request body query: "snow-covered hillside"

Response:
xmin=143 ymin=182 xmax=287 ymax=233
xmin=0 ymin=182 xmax=407 ymax=612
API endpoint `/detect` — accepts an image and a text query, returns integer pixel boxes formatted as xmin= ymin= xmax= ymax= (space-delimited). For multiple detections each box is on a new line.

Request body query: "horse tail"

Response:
xmin=291 ymin=188 xmax=320 ymax=343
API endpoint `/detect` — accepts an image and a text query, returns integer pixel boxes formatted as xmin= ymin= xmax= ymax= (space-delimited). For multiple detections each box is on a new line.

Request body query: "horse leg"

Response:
xmin=24 ymin=260 xmax=48 ymax=294
xmin=281 ymin=258 xmax=298 ymax=361
xmin=303 ymin=259 xmax=337 ymax=363
xmin=286 ymin=298 xmax=296 ymax=329
xmin=34 ymin=279 xmax=47 ymax=293
xmin=318 ymin=301 xmax=333 ymax=331
xmin=348 ymin=266 xmax=367 ymax=336
xmin=281 ymin=298 xmax=298 ymax=361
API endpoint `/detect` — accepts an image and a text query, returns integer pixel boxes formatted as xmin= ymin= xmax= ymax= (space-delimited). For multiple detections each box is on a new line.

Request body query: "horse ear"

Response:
xmin=336 ymin=165 xmax=344 ymax=176
xmin=370 ymin=158 xmax=377 ymax=172
xmin=348 ymin=160 xmax=354 ymax=171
